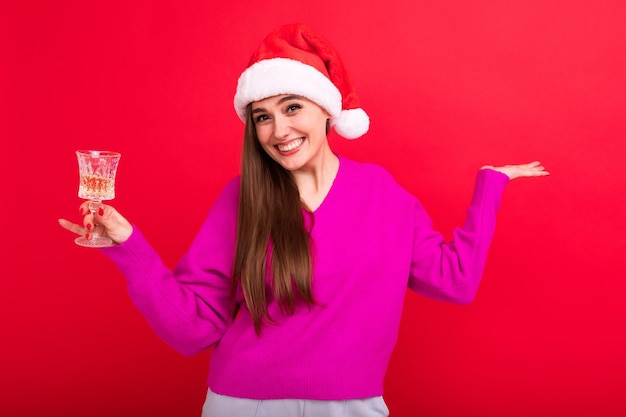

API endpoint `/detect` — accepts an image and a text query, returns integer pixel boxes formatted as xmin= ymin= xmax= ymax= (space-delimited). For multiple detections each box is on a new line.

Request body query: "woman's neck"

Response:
xmin=292 ymin=149 xmax=339 ymax=212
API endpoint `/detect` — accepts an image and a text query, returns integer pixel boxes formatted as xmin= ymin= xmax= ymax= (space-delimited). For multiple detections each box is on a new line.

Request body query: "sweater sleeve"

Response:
xmin=407 ymin=169 xmax=509 ymax=303
xmin=100 ymin=178 xmax=240 ymax=356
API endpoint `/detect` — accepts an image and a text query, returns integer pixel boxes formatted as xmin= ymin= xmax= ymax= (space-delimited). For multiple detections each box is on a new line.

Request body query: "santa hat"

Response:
xmin=233 ymin=24 xmax=369 ymax=140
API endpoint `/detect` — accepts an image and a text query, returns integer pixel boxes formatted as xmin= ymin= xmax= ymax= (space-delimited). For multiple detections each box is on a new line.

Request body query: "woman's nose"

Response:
xmin=273 ymin=114 xmax=291 ymax=139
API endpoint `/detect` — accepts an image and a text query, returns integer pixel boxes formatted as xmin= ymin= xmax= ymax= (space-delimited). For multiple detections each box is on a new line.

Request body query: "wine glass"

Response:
xmin=74 ymin=150 xmax=121 ymax=247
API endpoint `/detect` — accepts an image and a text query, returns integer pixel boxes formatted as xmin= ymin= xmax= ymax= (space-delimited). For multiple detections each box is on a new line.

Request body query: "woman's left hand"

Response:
xmin=481 ymin=161 xmax=550 ymax=180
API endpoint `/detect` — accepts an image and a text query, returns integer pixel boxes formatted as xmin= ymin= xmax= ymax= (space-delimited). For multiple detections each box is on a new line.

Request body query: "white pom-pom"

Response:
xmin=332 ymin=108 xmax=370 ymax=140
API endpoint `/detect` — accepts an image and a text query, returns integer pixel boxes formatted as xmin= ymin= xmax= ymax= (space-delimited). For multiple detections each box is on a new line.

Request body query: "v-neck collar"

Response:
xmin=306 ymin=154 xmax=343 ymax=215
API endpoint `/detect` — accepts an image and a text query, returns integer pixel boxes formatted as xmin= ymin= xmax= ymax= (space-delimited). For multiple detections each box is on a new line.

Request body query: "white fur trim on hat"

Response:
xmin=234 ymin=57 xmax=342 ymax=122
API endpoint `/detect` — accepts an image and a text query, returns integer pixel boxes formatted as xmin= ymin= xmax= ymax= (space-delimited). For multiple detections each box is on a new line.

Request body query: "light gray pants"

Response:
xmin=201 ymin=389 xmax=389 ymax=417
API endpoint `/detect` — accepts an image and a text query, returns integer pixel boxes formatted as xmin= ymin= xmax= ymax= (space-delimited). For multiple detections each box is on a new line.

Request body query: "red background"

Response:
xmin=3 ymin=1 xmax=626 ymax=416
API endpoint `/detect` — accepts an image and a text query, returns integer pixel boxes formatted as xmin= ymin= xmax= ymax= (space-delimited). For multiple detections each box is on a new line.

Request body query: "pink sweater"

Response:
xmin=102 ymin=156 xmax=509 ymax=400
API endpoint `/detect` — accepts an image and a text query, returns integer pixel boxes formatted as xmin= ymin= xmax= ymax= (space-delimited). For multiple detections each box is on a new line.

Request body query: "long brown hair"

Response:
xmin=232 ymin=104 xmax=315 ymax=334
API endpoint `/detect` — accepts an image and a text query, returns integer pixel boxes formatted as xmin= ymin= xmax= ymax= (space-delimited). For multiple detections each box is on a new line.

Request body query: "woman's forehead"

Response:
xmin=251 ymin=94 xmax=310 ymax=109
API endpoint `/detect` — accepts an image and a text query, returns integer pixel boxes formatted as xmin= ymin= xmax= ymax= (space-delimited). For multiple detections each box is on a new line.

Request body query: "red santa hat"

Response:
xmin=233 ymin=23 xmax=369 ymax=140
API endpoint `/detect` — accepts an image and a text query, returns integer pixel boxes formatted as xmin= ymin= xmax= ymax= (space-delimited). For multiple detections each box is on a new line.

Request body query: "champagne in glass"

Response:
xmin=75 ymin=150 xmax=121 ymax=247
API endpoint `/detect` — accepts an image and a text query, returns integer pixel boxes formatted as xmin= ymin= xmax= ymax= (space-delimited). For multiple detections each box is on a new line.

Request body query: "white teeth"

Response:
xmin=277 ymin=138 xmax=304 ymax=152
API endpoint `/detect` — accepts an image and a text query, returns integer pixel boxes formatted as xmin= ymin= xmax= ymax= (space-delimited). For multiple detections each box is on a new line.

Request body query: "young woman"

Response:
xmin=59 ymin=23 xmax=548 ymax=417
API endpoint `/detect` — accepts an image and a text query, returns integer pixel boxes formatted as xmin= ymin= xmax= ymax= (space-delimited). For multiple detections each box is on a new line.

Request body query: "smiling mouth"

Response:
xmin=276 ymin=138 xmax=304 ymax=152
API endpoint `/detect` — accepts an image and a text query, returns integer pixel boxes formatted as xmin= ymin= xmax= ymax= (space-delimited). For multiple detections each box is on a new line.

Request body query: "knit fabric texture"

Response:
xmin=102 ymin=155 xmax=509 ymax=400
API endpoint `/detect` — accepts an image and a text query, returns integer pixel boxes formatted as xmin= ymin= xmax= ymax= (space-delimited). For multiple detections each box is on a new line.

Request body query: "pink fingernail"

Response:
xmin=79 ymin=207 xmax=85 ymax=216
xmin=85 ymin=233 xmax=91 ymax=240
xmin=98 ymin=207 xmax=104 ymax=216
xmin=86 ymin=223 xmax=92 ymax=231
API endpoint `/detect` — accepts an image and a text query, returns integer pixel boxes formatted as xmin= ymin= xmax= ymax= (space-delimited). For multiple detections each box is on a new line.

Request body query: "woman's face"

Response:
xmin=251 ymin=94 xmax=331 ymax=172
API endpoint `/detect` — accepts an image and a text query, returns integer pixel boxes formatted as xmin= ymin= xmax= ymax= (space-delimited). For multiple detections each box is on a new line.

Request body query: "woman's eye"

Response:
xmin=286 ymin=104 xmax=302 ymax=113
xmin=255 ymin=114 xmax=269 ymax=123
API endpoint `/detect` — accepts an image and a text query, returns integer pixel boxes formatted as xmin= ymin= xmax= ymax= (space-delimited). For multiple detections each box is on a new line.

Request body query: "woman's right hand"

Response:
xmin=58 ymin=202 xmax=133 ymax=245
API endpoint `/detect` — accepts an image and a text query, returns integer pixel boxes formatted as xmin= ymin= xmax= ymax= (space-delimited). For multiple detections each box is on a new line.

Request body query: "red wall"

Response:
xmin=3 ymin=1 xmax=626 ymax=416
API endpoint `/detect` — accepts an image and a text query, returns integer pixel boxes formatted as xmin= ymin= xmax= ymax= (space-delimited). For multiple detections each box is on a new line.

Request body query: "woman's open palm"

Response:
xmin=482 ymin=161 xmax=550 ymax=180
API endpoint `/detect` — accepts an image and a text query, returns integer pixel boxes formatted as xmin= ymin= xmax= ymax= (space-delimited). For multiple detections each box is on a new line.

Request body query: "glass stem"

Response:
xmin=88 ymin=200 xmax=102 ymax=239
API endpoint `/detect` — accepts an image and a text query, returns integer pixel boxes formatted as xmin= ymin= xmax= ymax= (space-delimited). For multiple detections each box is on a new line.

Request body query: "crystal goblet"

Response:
xmin=74 ymin=150 xmax=121 ymax=248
